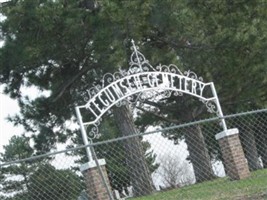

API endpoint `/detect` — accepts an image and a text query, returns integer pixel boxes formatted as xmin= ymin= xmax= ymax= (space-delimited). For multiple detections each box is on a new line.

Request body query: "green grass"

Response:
xmin=133 ymin=169 xmax=267 ymax=200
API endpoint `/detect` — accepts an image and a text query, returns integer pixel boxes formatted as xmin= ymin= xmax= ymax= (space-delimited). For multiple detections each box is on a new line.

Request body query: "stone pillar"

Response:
xmin=215 ymin=128 xmax=250 ymax=180
xmin=80 ymin=159 xmax=112 ymax=200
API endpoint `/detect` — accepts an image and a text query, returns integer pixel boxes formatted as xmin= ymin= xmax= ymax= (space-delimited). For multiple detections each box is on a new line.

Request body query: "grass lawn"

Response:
xmin=133 ymin=168 xmax=267 ymax=200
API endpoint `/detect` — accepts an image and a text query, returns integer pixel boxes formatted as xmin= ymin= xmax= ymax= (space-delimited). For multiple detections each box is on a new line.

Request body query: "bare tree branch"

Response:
xmin=158 ymin=154 xmax=194 ymax=189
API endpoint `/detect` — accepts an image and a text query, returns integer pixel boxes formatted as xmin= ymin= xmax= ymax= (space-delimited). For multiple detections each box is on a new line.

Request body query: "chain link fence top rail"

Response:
xmin=1 ymin=108 xmax=267 ymax=200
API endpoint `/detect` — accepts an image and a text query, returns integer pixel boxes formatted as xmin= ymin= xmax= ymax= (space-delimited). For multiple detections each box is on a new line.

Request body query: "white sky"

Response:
xmin=0 ymin=85 xmax=46 ymax=153
xmin=0 ymin=87 xmax=24 ymax=153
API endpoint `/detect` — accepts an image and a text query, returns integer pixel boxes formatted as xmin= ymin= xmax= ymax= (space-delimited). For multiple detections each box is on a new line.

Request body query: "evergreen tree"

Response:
xmin=0 ymin=0 xmax=160 ymax=196
xmin=27 ymin=163 xmax=82 ymax=200
xmin=136 ymin=0 xmax=267 ymax=174
xmin=0 ymin=136 xmax=35 ymax=197
xmin=0 ymin=136 xmax=83 ymax=200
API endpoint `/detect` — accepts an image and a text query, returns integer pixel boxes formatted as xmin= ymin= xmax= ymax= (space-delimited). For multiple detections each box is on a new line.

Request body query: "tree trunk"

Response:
xmin=184 ymin=125 xmax=215 ymax=183
xmin=239 ymin=127 xmax=261 ymax=171
xmin=113 ymin=105 xmax=154 ymax=197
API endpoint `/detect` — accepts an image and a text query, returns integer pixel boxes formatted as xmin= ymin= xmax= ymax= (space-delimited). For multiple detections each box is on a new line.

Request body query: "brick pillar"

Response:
xmin=80 ymin=159 xmax=112 ymax=200
xmin=215 ymin=128 xmax=250 ymax=180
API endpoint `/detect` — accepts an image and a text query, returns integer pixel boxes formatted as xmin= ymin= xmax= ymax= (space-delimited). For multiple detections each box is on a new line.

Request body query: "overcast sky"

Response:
xmin=0 ymin=86 xmax=25 ymax=153
xmin=0 ymin=90 xmax=20 ymax=152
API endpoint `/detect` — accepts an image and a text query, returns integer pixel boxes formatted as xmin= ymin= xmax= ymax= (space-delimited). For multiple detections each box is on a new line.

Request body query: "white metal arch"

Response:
xmin=75 ymin=40 xmax=227 ymax=161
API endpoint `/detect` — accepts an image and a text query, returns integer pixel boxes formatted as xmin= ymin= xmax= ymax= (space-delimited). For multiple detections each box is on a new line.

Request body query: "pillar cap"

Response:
xmin=80 ymin=159 xmax=106 ymax=172
xmin=215 ymin=128 xmax=239 ymax=140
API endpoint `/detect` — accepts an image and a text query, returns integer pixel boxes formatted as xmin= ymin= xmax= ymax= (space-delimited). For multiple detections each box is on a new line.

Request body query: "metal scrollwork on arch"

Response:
xmin=76 ymin=39 xmax=227 ymax=140
xmin=200 ymin=98 xmax=220 ymax=117
xmin=85 ymin=120 xmax=102 ymax=140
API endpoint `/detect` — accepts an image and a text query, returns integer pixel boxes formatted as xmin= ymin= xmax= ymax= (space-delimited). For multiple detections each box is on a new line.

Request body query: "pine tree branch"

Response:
xmin=51 ymin=61 xmax=93 ymax=102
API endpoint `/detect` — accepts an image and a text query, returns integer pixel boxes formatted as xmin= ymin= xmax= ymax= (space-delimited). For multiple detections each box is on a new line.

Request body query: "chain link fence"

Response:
xmin=1 ymin=109 xmax=267 ymax=200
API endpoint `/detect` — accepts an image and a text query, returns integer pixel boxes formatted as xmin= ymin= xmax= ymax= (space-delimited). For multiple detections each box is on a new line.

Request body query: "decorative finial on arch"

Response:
xmin=129 ymin=39 xmax=155 ymax=73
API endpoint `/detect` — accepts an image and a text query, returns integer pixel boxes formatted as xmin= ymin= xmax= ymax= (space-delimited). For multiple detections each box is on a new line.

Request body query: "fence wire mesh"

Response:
xmin=1 ymin=109 xmax=267 ymax=200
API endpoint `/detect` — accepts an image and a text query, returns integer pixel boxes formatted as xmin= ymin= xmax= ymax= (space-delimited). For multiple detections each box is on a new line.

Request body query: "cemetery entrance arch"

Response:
xmin=75 ymin=40 xmax=227 ymax=161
